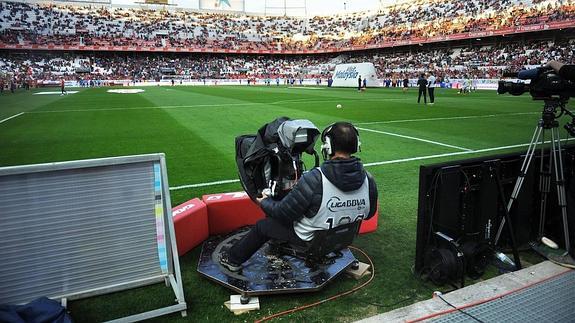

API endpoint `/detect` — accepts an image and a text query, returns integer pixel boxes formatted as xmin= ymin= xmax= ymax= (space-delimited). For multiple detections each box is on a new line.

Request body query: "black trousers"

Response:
xmin=228 ymin=217 xmax=306 ymax=264
xmin=418 ymin=88 xmax=427 ymax=103
xmin=429 ymin=87 xmax=435 ymax=103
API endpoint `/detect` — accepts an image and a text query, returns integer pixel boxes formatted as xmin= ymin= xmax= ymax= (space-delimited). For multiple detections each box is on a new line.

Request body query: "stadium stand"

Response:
xmin=0 ymin=0 xmax=573 ymax=52
xmin=346 ymin=37 xmax=575 ymax=79
xmin=1 ymin=37 xmax=573 ymax=84
xmin=0 ymin=0 xmax=574 ymax=86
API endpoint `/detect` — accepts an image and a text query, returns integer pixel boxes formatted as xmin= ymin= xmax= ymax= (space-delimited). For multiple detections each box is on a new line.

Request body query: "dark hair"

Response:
xmin=328 ymin=122 xmax=359 ymax=154
xmin=420 ymin=73 xmax=425 ymax=78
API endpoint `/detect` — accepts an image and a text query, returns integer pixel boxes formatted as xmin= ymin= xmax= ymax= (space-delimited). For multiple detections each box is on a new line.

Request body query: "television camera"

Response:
xmin=498 ymin=66 xmax=575 ymax=101
xmin=498 ymin=67 xmax=575 ymax=135
xmin=235 ymin=117 xmax=321 ymax=201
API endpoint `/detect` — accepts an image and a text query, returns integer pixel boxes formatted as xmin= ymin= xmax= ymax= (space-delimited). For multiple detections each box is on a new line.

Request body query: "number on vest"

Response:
xmin=325 ymin=214 xmax=365 ymax=229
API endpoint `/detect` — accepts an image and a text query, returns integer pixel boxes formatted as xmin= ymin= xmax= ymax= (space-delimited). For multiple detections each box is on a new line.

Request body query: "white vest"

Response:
xmin=293 ymin=169 xmax=370 ymax=241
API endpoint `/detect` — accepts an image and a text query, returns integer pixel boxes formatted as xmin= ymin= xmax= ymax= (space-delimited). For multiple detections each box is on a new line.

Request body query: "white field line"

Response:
xmin=355 ymin=112 xmax=539 ymax=125
xmin=26 ymin=98 xmax=411 ymax=114
xmin=27 ymin=102 xmax=255 ymax=113
xmin=364 ymin=138 xmax=575 ymax=166
xmin=0 ymin=112 xmax=25 ymax=124
xmin=169 ymin=138 xmax=574 ymax=191
xmin=170 ymin=179 xmax=240 ymax=190
xmin=357 ymin=126 xmax=472 ymax=151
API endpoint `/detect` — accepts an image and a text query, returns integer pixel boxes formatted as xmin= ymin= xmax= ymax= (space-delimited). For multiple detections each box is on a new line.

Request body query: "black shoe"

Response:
xmin=219 ymin=252 xmax=242 ymax=273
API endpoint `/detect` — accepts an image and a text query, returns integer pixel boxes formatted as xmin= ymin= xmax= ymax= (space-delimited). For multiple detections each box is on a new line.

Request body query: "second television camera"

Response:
xmin=499 ymin=66 xmax=575 ymax=136
xmin=498 ymin=67 xmax=575 ymax=101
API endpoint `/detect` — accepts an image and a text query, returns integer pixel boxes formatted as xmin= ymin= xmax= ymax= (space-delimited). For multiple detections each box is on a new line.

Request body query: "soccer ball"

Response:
xmin=336 ymin=104 xmax=342 ymax=109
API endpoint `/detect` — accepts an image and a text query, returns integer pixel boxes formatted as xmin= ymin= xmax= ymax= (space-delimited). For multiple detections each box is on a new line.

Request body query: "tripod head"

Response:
xmin=539 ymin=98 xmax=575 ymax=135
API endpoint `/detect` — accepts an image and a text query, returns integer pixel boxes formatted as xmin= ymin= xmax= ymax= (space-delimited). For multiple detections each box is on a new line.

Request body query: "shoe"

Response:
xmin=548 ymin=253 xmax=575 ymax=269
xmin=219 ymin=252 xmax=242 ymax=273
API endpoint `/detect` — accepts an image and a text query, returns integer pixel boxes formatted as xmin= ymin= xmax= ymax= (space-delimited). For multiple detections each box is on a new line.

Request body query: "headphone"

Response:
xmin=320 ymin=122 xmax=361 ymax=160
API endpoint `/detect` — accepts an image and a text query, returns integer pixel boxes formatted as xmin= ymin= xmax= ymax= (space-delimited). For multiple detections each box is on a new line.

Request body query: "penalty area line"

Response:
xmin=355 ymin=112 xmax=538 ymax=125
xmin=169 ymin=139 xmax=574 ymax=191
xmin=364 ymin=138 xmax=575 ymax=167
xmin=356 ymin=126 xmax=472 ymax=151
xmin=0 ymin=112 xmax=25 ymax=125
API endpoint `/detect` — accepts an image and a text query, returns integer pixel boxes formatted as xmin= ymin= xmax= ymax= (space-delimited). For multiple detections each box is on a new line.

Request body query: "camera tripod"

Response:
xmin=494 ymin=99 xmax=571 ymax=257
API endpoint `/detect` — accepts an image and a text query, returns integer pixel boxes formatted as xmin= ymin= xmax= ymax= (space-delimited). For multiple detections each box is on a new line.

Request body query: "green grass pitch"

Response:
xmin=0 ymin=85 xmax=566 ymax=322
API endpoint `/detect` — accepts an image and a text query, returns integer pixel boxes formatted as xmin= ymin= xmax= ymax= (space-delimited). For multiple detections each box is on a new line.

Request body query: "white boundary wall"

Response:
xmin=38 ymin=78 xmax=501 ymax=90
xmin=331 ymin=63 xmax=379 ymax=88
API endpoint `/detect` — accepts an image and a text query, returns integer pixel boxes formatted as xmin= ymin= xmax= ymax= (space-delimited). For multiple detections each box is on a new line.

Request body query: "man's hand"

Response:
xmin=256 ymin=191 xmax=269 ymax=205
xmin=545 ymin=60 xmax=564 ymax=74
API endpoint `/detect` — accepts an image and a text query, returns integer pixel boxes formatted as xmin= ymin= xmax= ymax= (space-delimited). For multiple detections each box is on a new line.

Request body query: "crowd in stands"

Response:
xmin=0 ymin=0 xmax=573 ymax=52
xmin=0 ymin=52 xmax=331 ymax=82
xmin=1 ymin=38 xmax=573 ymax=86
xmin=346 ymin=38 xmax=575 ymax=79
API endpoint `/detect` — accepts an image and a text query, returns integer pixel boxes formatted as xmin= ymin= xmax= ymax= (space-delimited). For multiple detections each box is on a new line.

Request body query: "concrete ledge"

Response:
xmin=357 ymin=261 xmax=572 ymax=323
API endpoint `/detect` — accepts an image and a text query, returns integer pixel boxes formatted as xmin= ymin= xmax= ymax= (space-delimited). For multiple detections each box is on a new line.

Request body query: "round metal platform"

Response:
xmin=197 ymin=227 xmax=357 ymax=296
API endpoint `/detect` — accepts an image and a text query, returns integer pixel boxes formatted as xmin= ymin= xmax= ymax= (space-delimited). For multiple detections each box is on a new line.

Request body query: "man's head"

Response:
xmin=321 ymin=122 xmax=360 ymax=160
xmin=420 ymin=73 xmax=425 ymax=78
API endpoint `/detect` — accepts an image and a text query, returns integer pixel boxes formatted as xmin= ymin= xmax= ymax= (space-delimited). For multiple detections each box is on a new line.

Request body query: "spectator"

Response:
xmin=427 ymin=72 xmax=436 ymax=105
xmin=417 ymin=73 xmax=428 ymax=104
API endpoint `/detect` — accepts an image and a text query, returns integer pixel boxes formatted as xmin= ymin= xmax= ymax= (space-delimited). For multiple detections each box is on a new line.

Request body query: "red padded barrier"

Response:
xmin=172 ymin=198 xmax=209 ymax=256
xmin=202 ymin=191 xmax=378 ymax=236
xmin=202 ymin=192 xmax=265 ymax=236
xmin=359 ymin=205 xmax=379 ymax=234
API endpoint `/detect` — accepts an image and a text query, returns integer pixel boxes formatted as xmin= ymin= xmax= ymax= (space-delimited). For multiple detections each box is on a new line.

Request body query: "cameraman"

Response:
xmin=220 ymin=122 xmax=378 ymax=272
xmin=546 ymin=60 xmax=575 ymax=81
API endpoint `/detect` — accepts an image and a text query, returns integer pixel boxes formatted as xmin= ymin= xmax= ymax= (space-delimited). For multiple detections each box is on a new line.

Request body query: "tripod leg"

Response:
xmin=551 ymin=128 xmax=571 ymax=254
xmin=507 ymin=126 xmax=544 ymax=211
xmin=538 ymin=129 xmax=552 ymax=240
xmin=493 ymin=164 xmax=522 ymax=270
xmin=495 ymin=125 xmax=543 ymax=245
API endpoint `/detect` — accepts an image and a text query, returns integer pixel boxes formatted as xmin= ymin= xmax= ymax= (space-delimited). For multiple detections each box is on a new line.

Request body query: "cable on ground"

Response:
xmin=254 ymin=245 xmax=375 ymax=323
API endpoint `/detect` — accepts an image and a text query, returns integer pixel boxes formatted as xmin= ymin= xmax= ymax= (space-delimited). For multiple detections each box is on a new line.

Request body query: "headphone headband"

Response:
xmin=320 ymin=122 xmax=361 ymax=160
